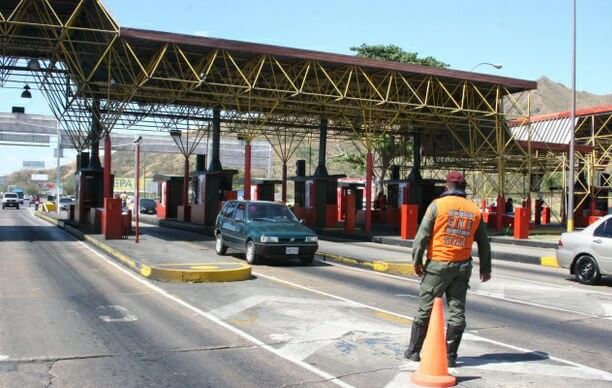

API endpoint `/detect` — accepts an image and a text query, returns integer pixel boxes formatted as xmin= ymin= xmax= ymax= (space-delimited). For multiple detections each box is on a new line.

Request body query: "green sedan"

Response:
xmin=214 ymin=200 xmax=319 ymax=265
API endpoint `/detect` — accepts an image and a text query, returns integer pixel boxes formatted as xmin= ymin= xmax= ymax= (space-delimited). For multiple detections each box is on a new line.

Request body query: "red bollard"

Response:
xmin=344 ymin=192 xmax=356 ymax=233
xmin=513 ymin=208 xmax=529 ymax=239
xmin=401 ymin=204 xmax=418 ymax=240
xmin=541 ymin=207 xmax=550 ymax=225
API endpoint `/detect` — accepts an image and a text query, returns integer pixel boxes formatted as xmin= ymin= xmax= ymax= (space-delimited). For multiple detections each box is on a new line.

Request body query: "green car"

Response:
xmin=214 ymin=200 xmax=319 ymax=265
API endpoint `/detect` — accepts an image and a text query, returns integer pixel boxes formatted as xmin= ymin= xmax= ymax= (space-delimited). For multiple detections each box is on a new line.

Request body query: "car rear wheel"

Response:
xmin=574 ymin=255 xmax=601 ymax=285
xmin=300 ymin=255 xmax=314 ymax=265
xmin=245 ymin=240 xmax=259 ymax=265
xmin=215 ymin=233 xmax=227 ymax=255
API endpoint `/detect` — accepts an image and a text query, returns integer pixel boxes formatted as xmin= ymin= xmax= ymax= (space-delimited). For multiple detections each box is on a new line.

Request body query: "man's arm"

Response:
xmin=474 ymin=219 xmax=492 ymax=281
xmin=412 ymin=202 xmax=437 ymax=275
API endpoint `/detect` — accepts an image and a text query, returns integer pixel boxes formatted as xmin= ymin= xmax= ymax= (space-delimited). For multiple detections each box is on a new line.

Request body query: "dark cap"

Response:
xmin=446 ymin=171 xmax=466 ymax=185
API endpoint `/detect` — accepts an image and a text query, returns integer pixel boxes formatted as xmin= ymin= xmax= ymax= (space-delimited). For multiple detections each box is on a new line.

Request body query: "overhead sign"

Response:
xmin=31 ymin=174 xmax=48 ymax=181
xmin=23 ymin=161 xmax=45 ymax=169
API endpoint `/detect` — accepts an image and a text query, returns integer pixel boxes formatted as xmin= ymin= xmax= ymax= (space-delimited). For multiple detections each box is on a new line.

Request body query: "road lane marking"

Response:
xmin=75 ymin=240 xmax=354 ymax=388
xmin=254 ymin=271 xmax=612 ymax=382
xmin=321 ymin=259 xmax=608 ymax=319
xmin=0 ymin=355 xmax=8 ymax=361
xmin=97 ymin=305 xmax=138 ymax=323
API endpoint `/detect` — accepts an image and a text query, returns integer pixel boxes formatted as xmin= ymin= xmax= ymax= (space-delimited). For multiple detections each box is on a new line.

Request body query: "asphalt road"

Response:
xmin=0 ymin=208 xmax=338 ymax=387
xmin=2 ymin=208 xmax=612 ymax=387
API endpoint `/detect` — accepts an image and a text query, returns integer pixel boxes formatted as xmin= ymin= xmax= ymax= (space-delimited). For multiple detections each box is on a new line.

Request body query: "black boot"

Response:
xmin=446 ymin=324 xmax=465 ymax=367
xmin=404 ymin=321 xmax=428 ymax=361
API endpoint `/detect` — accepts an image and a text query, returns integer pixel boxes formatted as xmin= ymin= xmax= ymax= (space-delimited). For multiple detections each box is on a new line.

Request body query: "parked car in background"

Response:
xmin=139 ymin=198 xmax=157 ymax=214
xmin=557 ymin=214 xmax=612 ymax=284
xmin=214 ymin=200 xmax=318 ymax=265
xmin=59 ymin=197 xmax=75 ymax=211
xmin=2 ymin=192 xmax=20 ymax=210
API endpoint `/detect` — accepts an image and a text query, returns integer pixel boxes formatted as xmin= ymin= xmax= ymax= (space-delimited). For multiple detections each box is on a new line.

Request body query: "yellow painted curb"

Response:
xmin=33 ymin=211 xmax=252 ymax=283
xmin=318 ymin=252 xmax=415 ymax=276
xmin=540 ymin=256 xmax=560 ymax=268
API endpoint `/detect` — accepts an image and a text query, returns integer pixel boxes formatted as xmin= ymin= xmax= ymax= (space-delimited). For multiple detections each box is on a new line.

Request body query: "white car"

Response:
xmin=2 ymin=192 xmax=20 ymax=210
xmin=556 ymin=214 xmax=612 ymax=284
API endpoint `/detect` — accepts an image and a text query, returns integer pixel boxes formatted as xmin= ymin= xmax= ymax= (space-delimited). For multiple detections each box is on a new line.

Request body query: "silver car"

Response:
xmin=556 ymin=214 xmax=612 ymax=284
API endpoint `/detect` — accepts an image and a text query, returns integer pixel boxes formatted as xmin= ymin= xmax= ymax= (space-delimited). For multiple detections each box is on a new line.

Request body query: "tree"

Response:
xmin=350 ymin=44 xmax=450 ymax=68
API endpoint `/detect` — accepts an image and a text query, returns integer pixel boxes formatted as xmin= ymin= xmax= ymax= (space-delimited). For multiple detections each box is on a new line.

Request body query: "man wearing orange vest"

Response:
xmin=405 ymin=171 xmax=491 ymax=367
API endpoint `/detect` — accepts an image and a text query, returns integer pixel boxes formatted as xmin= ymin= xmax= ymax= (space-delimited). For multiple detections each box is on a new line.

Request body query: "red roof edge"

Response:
xmin=516 ymin=140 xmax=594 ymax=153
xmin=513 ymin=105 xmax=612 ymax=125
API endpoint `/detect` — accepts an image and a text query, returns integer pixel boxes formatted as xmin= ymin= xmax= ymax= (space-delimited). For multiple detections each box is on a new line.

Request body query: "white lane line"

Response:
xmin=0 ymin=355 xmax=8 ymax=361
xmin=254 ymin=271 xmax=612 ymax=381
xmin=321 ymin=259 xmax=604 ymax=319
xmin=74 ymin=240 xmax=354 ymax=388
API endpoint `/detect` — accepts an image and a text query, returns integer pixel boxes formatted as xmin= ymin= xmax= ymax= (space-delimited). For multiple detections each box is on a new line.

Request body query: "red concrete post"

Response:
xmin=182 ymin=157 xmax=191 ymax=222
xmin=244 ymin=142 xmax=251 ymax=200
xmin=103 ymin=135 xmax=112 ymax=200
xmin=496 ymin=194 xmax=505 ymax=231
xmin=281 ymin=162 xmax=287 ymax=203
xmin=365 ymin=151 xmax=373 ymax=233
xmin=344 ymin=191 xmax=356 ymax=233
xmin=401 ymin=204 xmax=418 ymax=239
xmin=513 ymin=207 xmax=529 ymax=239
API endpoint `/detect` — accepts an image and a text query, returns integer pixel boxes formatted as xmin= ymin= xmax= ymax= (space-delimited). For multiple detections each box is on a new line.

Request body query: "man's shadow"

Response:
xmin=458 ymin=351 xmax=550 ymax=367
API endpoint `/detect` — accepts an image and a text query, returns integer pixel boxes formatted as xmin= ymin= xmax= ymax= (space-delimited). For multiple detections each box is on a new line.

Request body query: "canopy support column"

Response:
xmin=104 ymin=134 xmax=112 ymax=200
xmin=281 ymin=162 xmax=288 ymax=203
xmin=365 ymin=151 xmax=373 ymax=233
xmin=244 ymin=141 xmax=251 ymax=200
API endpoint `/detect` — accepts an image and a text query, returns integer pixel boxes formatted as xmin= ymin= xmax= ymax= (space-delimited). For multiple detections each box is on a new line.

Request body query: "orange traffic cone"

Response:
xmin=410 ymin=297 xmax=456 ymax=387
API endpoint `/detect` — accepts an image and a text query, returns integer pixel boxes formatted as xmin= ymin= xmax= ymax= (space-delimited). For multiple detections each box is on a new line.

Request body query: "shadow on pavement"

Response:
xmin=458 ymin=351 xmax=549 ymax=367
xmin=0 ymin=226 xmax=74 ymax=241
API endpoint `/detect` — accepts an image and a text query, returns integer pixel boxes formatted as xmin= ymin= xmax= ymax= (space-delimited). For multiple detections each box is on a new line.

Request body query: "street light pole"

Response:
xmin=567 ymin=0 xmax=577 ymax=232
xmin=56 ymin=122 xmax=60 ymax=214
xmin=134 ymin=136 xmax=142 ymax=243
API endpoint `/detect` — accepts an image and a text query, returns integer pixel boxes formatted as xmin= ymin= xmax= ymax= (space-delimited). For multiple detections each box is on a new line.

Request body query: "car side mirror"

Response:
xmin=299 ymin=219 xmax=305 ymax=224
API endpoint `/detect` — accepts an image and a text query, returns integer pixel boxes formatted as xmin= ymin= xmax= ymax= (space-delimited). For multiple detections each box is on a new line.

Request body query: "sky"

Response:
xmin=1 ymin=0 xmax=611 ymax=176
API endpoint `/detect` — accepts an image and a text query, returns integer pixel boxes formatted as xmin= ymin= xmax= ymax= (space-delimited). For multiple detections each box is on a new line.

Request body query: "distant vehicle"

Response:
xmin=59 ymin=197 xmax=75 ymax=211
xmin=139 ymin=198 xmax=157 ymax=214
xmin=557 ymin=214 xmax=612 ymax=284
xmin=214 ymin=200 xmax=318 ymax=265
xmin=10 ymin=189 xmax=24 ymax=204
xmin=2 ymin=192 xmax=20 ymax=210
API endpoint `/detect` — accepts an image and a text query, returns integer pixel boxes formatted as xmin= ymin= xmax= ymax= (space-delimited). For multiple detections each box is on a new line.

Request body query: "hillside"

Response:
xmin=530 ymin=77 xmax=612 ymax=115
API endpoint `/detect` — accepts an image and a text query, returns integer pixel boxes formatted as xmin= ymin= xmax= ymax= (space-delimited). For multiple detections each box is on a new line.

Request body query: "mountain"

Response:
xmin=529 ymin=76 xmax=612 ymax=115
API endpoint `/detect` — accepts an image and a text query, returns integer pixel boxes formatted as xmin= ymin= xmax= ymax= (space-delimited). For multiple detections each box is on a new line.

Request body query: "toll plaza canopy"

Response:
xmin=1 ymin=0 xmax=538 ymax=191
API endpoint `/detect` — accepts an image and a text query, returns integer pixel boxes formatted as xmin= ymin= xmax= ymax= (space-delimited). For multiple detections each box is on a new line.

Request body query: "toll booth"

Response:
xmin=198 ymin=169 xmax=238 ymax=226
xmin=290 ymin=160 xmax=345 ymax=228
xmin=337 ymin=179 xmax=364 ymax=223
xmin=191 ymin=154 xmax=207 ymax=225
xmin=75 ymin=152 xmax=107 ymax=225
xmin=252 ymin=179 xmax=282 ymax=201
xmin=385 ymin=178 xmax=445 ymax=220
xmin=155 ymin=176 xmax=184 ymax=220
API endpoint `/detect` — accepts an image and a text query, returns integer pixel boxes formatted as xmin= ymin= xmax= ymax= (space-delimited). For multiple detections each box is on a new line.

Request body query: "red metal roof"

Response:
xmin=525 ymin=105 xmax=612 ymax=124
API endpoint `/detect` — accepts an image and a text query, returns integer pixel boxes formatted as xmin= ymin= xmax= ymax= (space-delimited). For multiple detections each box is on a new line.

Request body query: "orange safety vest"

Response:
xmin=427 ymin=195 xmax=481 ymax=262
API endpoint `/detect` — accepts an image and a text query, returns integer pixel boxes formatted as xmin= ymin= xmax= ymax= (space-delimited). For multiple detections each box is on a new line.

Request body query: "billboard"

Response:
xmin=31 ymin=174 xmax=49 ymax=181
xmin=23 ymin=161 xmax=45 ymax=169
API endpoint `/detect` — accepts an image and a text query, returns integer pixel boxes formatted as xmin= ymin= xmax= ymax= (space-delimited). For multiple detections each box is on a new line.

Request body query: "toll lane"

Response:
xmin=0 ymin=210 xmax=338 ymax=388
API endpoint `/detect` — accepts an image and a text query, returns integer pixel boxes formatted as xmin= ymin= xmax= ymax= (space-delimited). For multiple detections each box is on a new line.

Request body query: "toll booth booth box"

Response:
xmin=193 ymin=169 xmax=238 ymax=226
xmin=251 ymin=179 xmax=282 ymax=201
xmin=337 ymin=180 xmax=364 ymax=223
xmin=290 ymin=160 xmax=345 ymax=228
xmin=155 ymin=176 xmax=184 ymax=220
xmin=386 ymin=179 xmax=445 ymax=221
xmin=74 ymin=152 xmax=107 ymax=225
xmin=574 ymin=189 xmax=610 ymax=227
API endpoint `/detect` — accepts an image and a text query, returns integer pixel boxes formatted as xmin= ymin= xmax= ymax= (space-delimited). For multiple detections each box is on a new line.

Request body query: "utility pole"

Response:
xmin=567 ymin=0 xmax=576 ymax=232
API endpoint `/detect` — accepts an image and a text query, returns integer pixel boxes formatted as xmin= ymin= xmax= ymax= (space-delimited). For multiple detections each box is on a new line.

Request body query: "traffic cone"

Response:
xmin=410 ymin=297 xmax=456 ymax=387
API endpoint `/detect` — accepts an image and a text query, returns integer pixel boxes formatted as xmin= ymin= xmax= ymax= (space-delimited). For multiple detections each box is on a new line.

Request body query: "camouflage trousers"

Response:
xmin=413 ymin=259 xmax=472 ymax=328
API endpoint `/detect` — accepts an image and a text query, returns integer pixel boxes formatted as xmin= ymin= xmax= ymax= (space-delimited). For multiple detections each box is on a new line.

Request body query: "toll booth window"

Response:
xmin=594 ymin=220 xmax=612 ymax=238
xmin=234 ymin=204 xmax=245 ymax=222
